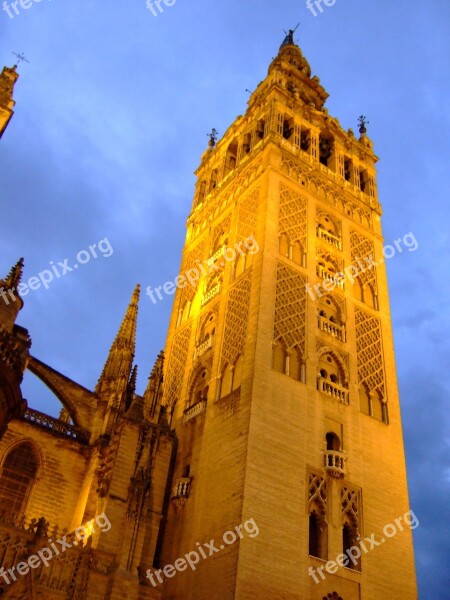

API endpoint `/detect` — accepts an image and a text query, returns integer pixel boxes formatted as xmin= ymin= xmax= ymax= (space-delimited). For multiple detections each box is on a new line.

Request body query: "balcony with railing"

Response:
xmin=206 ymin=245 xmax=226 ymax=267
xmin=324 ymin=450 xmax=346 ymax=478
xmin=317 ymin=226 xmax=342 ymax=250
xmin=318 ymin=315 xmax=345 ymax=342
xmin=317 ymin=377 xmax=349 ymax=405
xmin=316 ymin=265 xmax=345 ymax=290
xmin=21 ymin=408 xmax=89 ymax=443
xmin=201 ymin=283 xmax=221 ymax=307
xmin=183 ymin=399 xmax=207 ymax=423
xmin=193 ymin=335 xmax=214 ymax=360
xmin=171 ymin=477 xmax=191 ymax=500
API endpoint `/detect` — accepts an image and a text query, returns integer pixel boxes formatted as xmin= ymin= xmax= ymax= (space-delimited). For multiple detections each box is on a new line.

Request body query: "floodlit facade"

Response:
xmin=0 ymin=32 xmax=417 ymax=600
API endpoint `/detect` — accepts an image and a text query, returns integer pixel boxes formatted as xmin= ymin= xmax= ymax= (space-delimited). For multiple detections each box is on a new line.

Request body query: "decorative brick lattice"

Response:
xmin=279 ymin=184 xmax=307 ymax=250
xmin=237 ymin=187 xmax=260 ymax=242
xmin=180 ymin=241 xmax=206 ymax=303
xmin=165 ymin=325 xmax=192 ymax=408
xmin=211 ymin=214 xmax=232 ymax=252
xmin=350 ymin=230 xmax=377 ymax=290
xmin=273 ymin=263 xmax=307 ymax=352
xmin=355 ymin=308 xmax=385 ymax=397
xmin=308 ymin=471 xmax=327 ymax=516
xmin=221 ymin=274 xmax=251 ymax=370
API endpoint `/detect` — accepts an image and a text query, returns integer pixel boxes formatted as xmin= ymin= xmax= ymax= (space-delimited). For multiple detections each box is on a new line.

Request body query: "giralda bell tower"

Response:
xmin=158 ymin=31 xmax=417 ymax=600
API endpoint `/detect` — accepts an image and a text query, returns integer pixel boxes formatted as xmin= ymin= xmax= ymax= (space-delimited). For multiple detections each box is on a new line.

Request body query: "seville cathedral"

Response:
xmin=0 ymin=31 xmax=417 ymax=599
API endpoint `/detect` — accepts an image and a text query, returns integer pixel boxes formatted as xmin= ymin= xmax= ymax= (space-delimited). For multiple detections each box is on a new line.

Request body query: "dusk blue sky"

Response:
xmin=1 ymin=0 xmax=449 ymax=596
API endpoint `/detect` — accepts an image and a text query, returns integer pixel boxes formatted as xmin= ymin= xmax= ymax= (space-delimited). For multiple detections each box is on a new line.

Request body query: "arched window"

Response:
xmin=343 ymin=522 xmax=360 ymax=570
xmin=279 ymin=234 xmax=289 ymax=258
xmin=0 ymin=442 xmax=39 ymax=522
xmin=273 ymin=341 xmax=287 ymax=374
xmin=224 ymin=141 xmax=238 ymax=176
xmin=353 ymin=278 xmax=364 ymax=302
xmin=189 ymin=369 xmax=209 ymax=407
xmin=232 ymin=356 xmax=243 ymax=391
xmin=220 ymin=365 xmax=233 ymax=398
xmin=209 ymin=169 xmax=218 ymax=193
xmin=372 ymin=390 xmax=386 ymax=422
xmin=289 ymin=348 xmax=303 ymax=381
xmin=359 ymin=384 xmax=371 ymax=415
xmin=309 ymin=510 xmax=327 ymax=559
xmin=326 ymin=432 xmax=341 ymax=451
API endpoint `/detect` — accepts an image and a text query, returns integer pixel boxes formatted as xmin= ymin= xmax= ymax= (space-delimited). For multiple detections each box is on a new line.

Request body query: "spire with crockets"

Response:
xmin=95 ymin=284 xmax=140 ymax=409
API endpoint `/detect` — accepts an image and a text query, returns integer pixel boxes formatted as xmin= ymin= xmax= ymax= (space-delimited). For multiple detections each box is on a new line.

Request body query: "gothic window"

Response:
xmin=219 ymin=355 xmax=243 ymax=398
xmin=198 ymin=180 xmax=206 ymax=204
xmin=344 ymin=156 xmax=353 ymax=182
xmin=359 ymin=386 xmax=388 ymax=423
xmin=326 ymin=432 xmax=341 ymax=451
xmin=319 ymin=132 xmax=334 ymax=169
xmin=353 ymin=277 xmax=364 ymax=302
xmin=342 ymin=522 xmax=359 ymax=569
xmin=359 ymin=168 xmax=369 ymax=193
xmin=243 ymin=132 xmax=252 ymax=154
xmin=224 ymin=141 xmax=238 ymax=176
xmin=359 ymin=384 xmax=371 ymax=416
xmin=282 ymin=115 xmax=294 ymax=140
xmin=300 ymin=127 xmax=311 ymax=152
xmin=232 ymin=355 xmax=243 ymax=391
xmin=288 ymin=347 xmax=303 ymax=381
xmin=318 ymin=354 xmax=344 ymax=386
xmin=309 ymin=510 xmax=327 ymax=560
xmin=220 ymin=364 xmax=233 ymax=398
xmin=317 ymin=296 xmax=345 ymax=341
xmin=0 ymin=442 xmax=39 ymax=522
xmin=273 ymin=340 xmax=287 ymax=374
xmin=279 ymin=233 xmax=289 ymax=258
xmin=209 ymin=169 xmax=218 ymax=193
xmin=256 ymin=118 xmax=265 ymax=140
xmin=189 ymin=369 xmax=209 ymax=407
xmin=341 ymin=486 xmax=361 ymax=571
xmin=317 ymin=351 xmax=349 ymax=403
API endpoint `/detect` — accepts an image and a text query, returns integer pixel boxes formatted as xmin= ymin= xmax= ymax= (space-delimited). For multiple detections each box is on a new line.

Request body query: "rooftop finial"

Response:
xmin=280 ymin=23 xmax=300 ymax=49
xmin=12 ymin=52 xmax=29 ymax=67
xmin=207 ymin=128 xmax=218 ymax=148
xmin=358 ymin=115 xmax=369 ymax=134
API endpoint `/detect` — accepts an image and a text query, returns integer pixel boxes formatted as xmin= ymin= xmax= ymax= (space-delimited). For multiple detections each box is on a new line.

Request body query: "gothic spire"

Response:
xmin=95 ymin=284 xmax=140 ymax=401
xmin=2 ymin=257 xmax=24 ymax=290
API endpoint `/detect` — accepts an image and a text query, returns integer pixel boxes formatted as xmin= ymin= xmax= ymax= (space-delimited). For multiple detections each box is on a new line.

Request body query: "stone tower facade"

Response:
xmin=159 ymin=33 xmax=417 ymax=599
xmin=0 ymin=65 xmax=19 ymax=139
xmin=0 ymin=32 xmax=417 ymax=600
